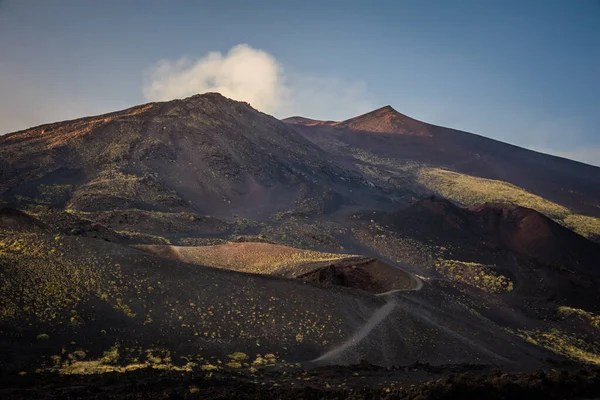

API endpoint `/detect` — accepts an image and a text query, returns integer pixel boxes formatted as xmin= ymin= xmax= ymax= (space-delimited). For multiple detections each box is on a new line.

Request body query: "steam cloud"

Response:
xmin=142 ymin=44 xmax=373 ymax=120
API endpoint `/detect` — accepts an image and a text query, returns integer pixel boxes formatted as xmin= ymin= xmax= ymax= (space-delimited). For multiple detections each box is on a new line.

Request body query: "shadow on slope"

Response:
xmin=0 ymin=233 xmax=549 ymax=371
xmin=360 ymin=196 xmax=600 ymax=311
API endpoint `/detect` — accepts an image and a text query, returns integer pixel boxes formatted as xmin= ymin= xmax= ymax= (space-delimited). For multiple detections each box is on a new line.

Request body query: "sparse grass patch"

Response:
xmin=252 ymin=353 xmax=277 ymax=366
xmin=563 ymin=214 xmax=600 ymax=240
xmin=0 ymin=232 xmax=346 ymax=360
xmin=515 ymin=328 xmax=600 ymax=365
xmin=228 ymin=352 xmax=249 ymax=362
xmin=137 ymin=242 xmax=356 ymax=277
xmin=114 ymin=298 xmax=136 ymax=318
xmin=69 ymin=350 xmax=87 ymax=361
xmin=558 ymin=306 xmax=600 ymax=329
xmin=418 ymin=167 xmax=600 ymax=239
xmin=67 ymin=168 xmax=185 ymax=211
xmin=435 ymin=259 xmax=514 ymax=294
xmin=100 ymin=346 xmax=120 ymax=365
xmin=418 ymin=168 xmax=570 ymax=219
xmin=200 ymin=363 xmax=220 ymax=372
xmin=226 ymin=361 xmax=242 ymax=369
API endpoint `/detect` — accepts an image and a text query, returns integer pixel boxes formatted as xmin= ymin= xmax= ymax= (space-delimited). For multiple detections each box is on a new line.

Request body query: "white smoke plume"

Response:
xmin=142 ymin=44 xmax=373 ymax=120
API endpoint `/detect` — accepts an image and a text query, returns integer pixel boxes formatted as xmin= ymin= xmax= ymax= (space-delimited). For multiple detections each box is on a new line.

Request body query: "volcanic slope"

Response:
xmin=358 ymin=196 xmax=600 ymax=310
xmin=0 ymin=93 xmax=390 ymax=218
xmin=285 ymin=106 xmax=600 ymax=220
xmin=136 ymin=242 xmax=358 ymax=277
xmin=2 ymin=93 xmax=600 ymax=383
xmin=0 ymin=230 xmax=553 ymax=372
xmin=136 ymin=242 xmax=417 ymax=293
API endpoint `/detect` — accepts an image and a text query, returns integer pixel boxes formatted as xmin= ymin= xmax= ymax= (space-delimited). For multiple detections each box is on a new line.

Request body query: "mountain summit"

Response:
xmin=0 ymin=93 xmax=385 ymax=216
xmin=285 ymin=104 xmax=600 ymax=217
xmin=285 ymin=105 xmax=433 ymax=136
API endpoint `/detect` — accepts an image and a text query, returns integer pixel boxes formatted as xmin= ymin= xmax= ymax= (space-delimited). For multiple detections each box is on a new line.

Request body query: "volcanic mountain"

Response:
xmin=0 ymin=93 xmax=391 ymax=218
xmin=285 ymin=106 xmax=600 ymax=218
xmin=2 ymin=93 xmax=600 ymax=396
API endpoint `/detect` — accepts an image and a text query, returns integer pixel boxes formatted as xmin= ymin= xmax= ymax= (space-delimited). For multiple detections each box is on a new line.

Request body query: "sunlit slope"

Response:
xmin=0 ymin=233 xmax=549 ymax=368
xmin=0 ymin=93 xmax=386 ymax=217
xmin=418 ymin=167 xmax=600 ymax=240
xmin=136 ymin=242 xmax=358 ymax=277
xmin=287 ymin=107 xmax=600 ymax=218
xmin=136 ymin=242 xmax=419 ymax=294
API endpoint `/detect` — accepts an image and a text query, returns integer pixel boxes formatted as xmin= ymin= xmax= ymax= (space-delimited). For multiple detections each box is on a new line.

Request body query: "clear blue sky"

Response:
xmin=1 ymin=0 xmax=598 ymax=165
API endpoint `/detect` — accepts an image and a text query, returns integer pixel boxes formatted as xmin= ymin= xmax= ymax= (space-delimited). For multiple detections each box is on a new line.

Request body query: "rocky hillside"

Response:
xmin=0 ymin=93 xmax=390 ymax=218
xmin=285 ymin=107 xmax=600 ymax=218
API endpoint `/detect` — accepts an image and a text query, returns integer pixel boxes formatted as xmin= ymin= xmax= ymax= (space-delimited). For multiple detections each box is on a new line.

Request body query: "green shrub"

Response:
xmin=226 ymin=361 xmax=242 ymax=369
xmin=100 ymin=346 xmax=120 ymax=365
xmin=228 ymin=351 xmax=249 ymax=361
xmin=114 ymin=298 xmax=136 ymax=318
xmin=200 ymin=363 xmax=219 ymax=372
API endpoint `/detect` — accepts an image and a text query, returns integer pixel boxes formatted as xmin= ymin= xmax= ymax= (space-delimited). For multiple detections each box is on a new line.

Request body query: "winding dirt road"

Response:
xmin=311 ymin=262 xmax=424 ymax=364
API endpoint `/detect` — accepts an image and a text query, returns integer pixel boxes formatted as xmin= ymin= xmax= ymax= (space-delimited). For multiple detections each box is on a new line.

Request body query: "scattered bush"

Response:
xmin=100 ymin=346 xmax=120 ymax=365
xmin=228 ymin=351 xmax=249 ymax=362
xmin=200 ymin=363 xmax=219 ymax=372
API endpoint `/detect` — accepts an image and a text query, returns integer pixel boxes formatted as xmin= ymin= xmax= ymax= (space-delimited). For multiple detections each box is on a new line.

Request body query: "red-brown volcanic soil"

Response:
xmin=299 ymin=257 xmax=418 ymax=294
xmin=383 ymin=196 xmax=600 ymax=274
xmin=362 ymin=196 xmax=600 ymax=310
xmin=137 ymin=242 xmax=418 ymax=294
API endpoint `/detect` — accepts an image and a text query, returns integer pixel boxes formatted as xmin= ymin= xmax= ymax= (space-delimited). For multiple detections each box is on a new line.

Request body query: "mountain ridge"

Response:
xmin=0 ymin=93 xmax=394 ymax=217
xmin=285 ymin=105 xmax=600 ymax=218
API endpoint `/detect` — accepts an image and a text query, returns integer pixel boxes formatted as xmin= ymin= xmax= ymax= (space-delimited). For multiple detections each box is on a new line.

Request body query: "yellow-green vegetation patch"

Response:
xmin=114 ymin=298 xmax=136 ymax=318
xmin=51 ymin=345 xmax=195 ymax=375
xmin=137 ymin=242 xmax=357 ymax=277
xmin=418 ymin=167 xmax=600 ymax=239
xmin=228 ymin=351 xmax=249 ymax=362
xmin=49 ymin=345 xmax=286 ymax=376
xmin=252 ymin=353 xmax=277 ymax=367
xmin=515 ymin=328 xmax=600 ymax=365
xmin=225 ymin=361 xmax=242 ymax=369
xmin=563 ymin=214 xmax=600 ymax=240
xmin=0 ymin=233 xmax=346 ymax=348
xmin=434 ymin=259 xmax=514 ymax=294
xmin=115 ymin=230 xmax=172 ymax=245
xmin=0 ymin=234 xmax=140 ymax=323
xmin=200 ymin=363 xmax=220 ymax=372
xmin=418 ymin=168 xmax=570 ymax=219
xmin=68 ymin=169 xmax=183 ymax=210
xmin=558 ymin=306 xmax=600 ymax=329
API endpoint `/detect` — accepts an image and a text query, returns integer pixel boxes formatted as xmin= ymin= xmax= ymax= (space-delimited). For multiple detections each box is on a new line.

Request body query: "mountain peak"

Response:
xmin=375 ymin=105 xmax=398 ymax=114
xmin=283 ymin=104 xmax=432 ymax=136
xmin=332 ymin=105 xmax=432 ymax=136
